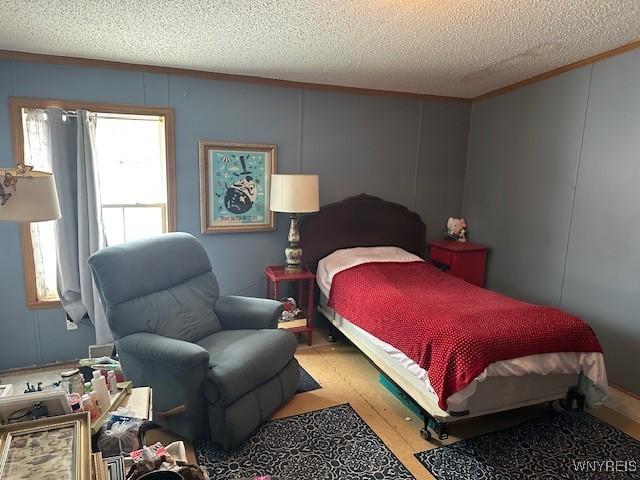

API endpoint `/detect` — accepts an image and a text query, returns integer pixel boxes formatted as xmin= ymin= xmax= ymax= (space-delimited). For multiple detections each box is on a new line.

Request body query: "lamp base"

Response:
xmin=284 ymin=215 xmax=303 ymax=273
xmin=284 ymin=264 xmax=303 ymax=274
xmin=284 ymin=245 xmax=302 ymax=273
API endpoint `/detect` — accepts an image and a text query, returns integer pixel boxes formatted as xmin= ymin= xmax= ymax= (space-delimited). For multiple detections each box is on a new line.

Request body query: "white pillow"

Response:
xmin=316 ymin=246 xmax=424 ymax=297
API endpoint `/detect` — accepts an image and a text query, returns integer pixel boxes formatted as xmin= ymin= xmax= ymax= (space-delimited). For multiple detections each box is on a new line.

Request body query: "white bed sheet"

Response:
xmin=317 ymin=247 xmax=608 ymax=409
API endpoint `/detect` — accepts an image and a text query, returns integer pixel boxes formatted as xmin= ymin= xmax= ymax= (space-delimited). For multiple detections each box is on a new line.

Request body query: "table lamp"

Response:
xmin=270 ymin=174 xmax=319 ymax=273
xmin=0 ymin=168 xmax=61 ymax=222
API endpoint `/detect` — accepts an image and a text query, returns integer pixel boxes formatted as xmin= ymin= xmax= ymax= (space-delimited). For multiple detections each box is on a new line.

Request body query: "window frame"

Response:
xmin=9 ymin=97 xmax=176 ymax=310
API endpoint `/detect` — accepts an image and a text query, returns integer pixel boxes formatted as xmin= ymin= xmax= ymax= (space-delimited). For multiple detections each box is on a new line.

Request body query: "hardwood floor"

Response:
xmin=2 ymin=329 xmax=639 ymax=479
xmin=279 ymin=337 xmax=640 ymax=480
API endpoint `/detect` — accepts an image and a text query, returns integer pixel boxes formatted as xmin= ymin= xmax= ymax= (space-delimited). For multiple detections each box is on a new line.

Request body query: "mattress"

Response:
xmin=317 ymin=247 xmax=607 ymax=411
xmin=319 ymin=293 xmax=606 ymax=420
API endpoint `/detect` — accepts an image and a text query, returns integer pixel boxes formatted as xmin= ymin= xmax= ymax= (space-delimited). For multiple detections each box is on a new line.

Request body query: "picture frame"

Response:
xmin=103 ymin=456 xmax=125 ymax=480
xmin=0 ymin=411 xmax=91 ymax=480
xmin=91 ymin=452 xmax=107 ymax=480
xmin=199 ymin=141 xmax=277 ymax=234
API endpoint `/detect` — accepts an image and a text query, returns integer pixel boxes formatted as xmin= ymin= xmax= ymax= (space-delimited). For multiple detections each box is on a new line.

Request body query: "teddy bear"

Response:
xmin=446 ymin=217 xmax=467 ymax=242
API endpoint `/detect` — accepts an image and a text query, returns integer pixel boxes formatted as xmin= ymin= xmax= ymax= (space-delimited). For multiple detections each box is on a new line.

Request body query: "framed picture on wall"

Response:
xmin=199 ymin=141 xmax=277 ymax=234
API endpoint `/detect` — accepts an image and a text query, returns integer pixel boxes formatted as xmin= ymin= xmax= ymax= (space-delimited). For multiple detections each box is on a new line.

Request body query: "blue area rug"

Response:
xmin=296 ymin=365 xmax=321 ymax=393
xmin=195 ymin=403 xmax=414 ymax=480
xmin=415 ymin=411 xmax=640 ymax=479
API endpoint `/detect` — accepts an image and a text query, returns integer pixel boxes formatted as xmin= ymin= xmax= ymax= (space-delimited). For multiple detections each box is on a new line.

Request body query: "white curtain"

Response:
xmin=23 ymin=110 xmax=58 ymax=300
xmin=47 ymin=108 xmax=111 ymax=344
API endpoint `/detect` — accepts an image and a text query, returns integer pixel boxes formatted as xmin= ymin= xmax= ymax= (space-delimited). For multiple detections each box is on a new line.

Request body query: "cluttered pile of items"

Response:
xmin=95 ymin=408 xmax=208 ymax=480
xmin=0 ymin=354 xmax=208 ymax=480
xmin=61 ymin=360 xmax=121 ymax=419
xmin=0 ymin=356 xmax=125 ymax=427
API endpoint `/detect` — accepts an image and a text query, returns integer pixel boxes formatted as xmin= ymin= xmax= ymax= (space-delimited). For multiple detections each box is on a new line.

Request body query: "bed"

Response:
xmin=299 ymin=194 xmax=607 ymax=440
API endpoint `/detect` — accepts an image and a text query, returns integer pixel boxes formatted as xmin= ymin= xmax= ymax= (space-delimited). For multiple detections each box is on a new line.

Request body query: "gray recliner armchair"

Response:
xmin=88 ymin=232 xmax=299 ymax=450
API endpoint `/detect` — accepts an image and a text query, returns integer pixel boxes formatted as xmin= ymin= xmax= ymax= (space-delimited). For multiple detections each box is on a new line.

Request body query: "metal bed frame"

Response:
xmin=324 ymin=316 xmax=586 ymax=441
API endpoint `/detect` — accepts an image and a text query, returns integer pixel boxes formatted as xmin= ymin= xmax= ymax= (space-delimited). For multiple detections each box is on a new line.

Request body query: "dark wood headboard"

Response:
xmin=299 ymin=194 xmax=426 ymax=272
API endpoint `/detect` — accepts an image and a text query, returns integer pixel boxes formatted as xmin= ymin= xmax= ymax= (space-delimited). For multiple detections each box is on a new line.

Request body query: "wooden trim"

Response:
xmin=473 ymin=39 xmax=640 ymax=102
xmin=0 ymin=359 xmax=79 ymax=376
xmin=3 ymin=40 xmax=640 ymax=105
xmin=611 ymin=384 xmax=640 ymax=402
xmin=0 ymin=49 xmax=468 ymax=104
xmin=26 ymin=297 xmax=62 ymax=310
xmin=164 ymin=110 xmax=177 ymax=232
xmin=18 ymin=223 xmax=50 ymax=309
xmin=198 ymin=145 xmax=207 ymax=235
xmin=9 ymin=96 xmax=175 ymax=117
xmin=7 ymin=99 xmax=51 ymax=309
xmin=9 ymin=97 xmax=176 ymax=309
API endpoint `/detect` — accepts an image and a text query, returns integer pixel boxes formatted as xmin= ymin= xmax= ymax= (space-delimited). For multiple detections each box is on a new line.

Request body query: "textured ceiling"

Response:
xmin=1 ymin=1 xmax=639 ymax=98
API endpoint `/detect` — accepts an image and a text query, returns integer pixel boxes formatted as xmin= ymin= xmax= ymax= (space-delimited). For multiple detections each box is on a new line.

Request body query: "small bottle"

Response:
xmin=90 ymin=391 xmax=102 ymax=415
xmin=74 ymin=375 xmax=84 ymax=395
xmin=60 ymin=369 xmax=83 ymax=395
xmin=84 ymin=382 xmax=92 ymax=394
xmin=67 ymin=393 xmax=82 ymax=412
xmin=92 ymin=370 xmax=111 ymax=412
xmin=82 ymin=394 xmax=97 ymax=419
xmin=106 ymin=371 xmax=118 ymax=394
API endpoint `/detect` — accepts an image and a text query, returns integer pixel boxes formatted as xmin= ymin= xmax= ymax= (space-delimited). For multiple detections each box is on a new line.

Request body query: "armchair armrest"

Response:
xmin=215 ymin=295 xmax=283 ymax=330
xmin=115 ymin=332 xmax=210 ymax=441
xmin=117 ymin=332 xmax=210 ymax=368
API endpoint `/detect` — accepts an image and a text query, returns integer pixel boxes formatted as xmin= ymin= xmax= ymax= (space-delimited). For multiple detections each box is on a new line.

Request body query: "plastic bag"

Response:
xmin=97 ymin=418 xmax=141 ymax=457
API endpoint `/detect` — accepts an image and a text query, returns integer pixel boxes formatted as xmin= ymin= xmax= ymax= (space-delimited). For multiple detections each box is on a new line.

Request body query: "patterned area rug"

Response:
xmin=195 ymin=404 xmax=414 ymax=480
xmin=415 ymin=411 xmax=640 ymax=480
xmin=296 ymin=365 xmax=321 ymax=393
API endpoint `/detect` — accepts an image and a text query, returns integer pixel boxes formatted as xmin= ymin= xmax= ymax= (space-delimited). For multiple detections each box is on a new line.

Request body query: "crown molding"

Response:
xmin=4 ymin=39 xmax=638 ymax=106
xmin=473 ymin=38 xmax=640 ymax=102
xmin=0 ymin=49 xmax=469 ymax=104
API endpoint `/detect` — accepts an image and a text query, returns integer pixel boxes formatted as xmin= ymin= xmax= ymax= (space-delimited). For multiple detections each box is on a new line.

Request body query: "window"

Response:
xmin=22 ymin=109 xmax=58 ymax=301
xmin=10 ymin=98 xmax=175 ymax=309
xmin=95 ymin=114 xmax=169 ymax=245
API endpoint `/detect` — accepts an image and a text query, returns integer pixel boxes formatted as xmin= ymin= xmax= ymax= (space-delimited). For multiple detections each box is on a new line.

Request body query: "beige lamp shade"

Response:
xmin=0 ymin=169 xmax=62 ymax=222
xmin=270 ymin=174 xmax=319 ymax=213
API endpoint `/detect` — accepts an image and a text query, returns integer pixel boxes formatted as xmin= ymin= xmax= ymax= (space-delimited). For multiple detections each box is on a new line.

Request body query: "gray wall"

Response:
xmin=463 ymin=48 xmax=640 ymax=395
xmin=0 ymin=59 xmax=470 ymax=371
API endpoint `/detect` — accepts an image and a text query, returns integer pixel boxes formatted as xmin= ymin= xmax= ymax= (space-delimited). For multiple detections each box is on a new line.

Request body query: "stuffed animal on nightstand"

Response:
xmin=446 ymin=217 xmax=467 ymax=242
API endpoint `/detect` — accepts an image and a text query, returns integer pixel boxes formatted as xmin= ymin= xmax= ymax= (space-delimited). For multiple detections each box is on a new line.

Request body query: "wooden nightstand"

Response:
xmin=264 ymin=265 xmax=315 ymax=345
xmin=429 ymin=240 xmax=489 ymax=287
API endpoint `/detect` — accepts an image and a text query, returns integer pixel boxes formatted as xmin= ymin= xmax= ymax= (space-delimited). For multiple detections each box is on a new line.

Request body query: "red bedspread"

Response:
xmin=327 ymin=261 xmax=602 ymax=410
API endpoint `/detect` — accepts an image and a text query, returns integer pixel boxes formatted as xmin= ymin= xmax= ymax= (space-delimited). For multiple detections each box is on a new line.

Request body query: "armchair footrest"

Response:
xmin=200 ymin=329 xmax=298 ymax=406
xmin=208 ymin=358 xmax=300 ymax=451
